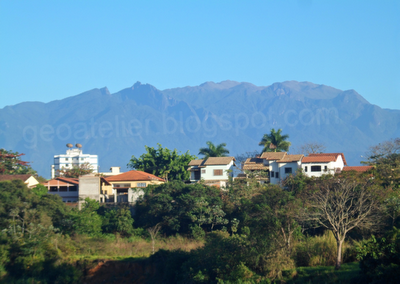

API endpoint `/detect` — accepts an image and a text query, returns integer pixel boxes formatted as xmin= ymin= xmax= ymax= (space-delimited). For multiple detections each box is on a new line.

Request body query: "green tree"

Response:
xmin=31 ymin=184 xmax=48 ymax=197
xmin=101 ymin=206 xmax=134 ymax=236
xmin=259 ymin=128 xmax=291 ymax=153
xmin=128 ymin=143 xmax=197 ymax=181
xmin=57 ymin=162 xmax=94 ymax=178
xmin=298 ymin=175 xmax=383 ymax=270
xmin=0 ymin=149 xmax=36 ymax=175
xmin=198 ymin=141 xmax=229 ymax=158
xmin=71 ymin=198 xmax=102 ymax=236
xmin=134 ymin=181 xmax=225 ymax=235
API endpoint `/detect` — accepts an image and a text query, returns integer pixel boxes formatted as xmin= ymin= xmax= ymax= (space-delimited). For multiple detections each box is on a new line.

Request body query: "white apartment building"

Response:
xmin=51 ymin=145 xmax=98 ymax=178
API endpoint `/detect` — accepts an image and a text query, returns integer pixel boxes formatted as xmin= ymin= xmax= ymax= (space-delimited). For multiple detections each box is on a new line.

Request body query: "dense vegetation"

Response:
xmin=0 ymin=139 xmax=399 ymax=283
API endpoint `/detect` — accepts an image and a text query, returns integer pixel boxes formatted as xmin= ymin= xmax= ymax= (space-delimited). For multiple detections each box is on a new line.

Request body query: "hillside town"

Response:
xmin=1 ymin=131 xmax=399 ymax=283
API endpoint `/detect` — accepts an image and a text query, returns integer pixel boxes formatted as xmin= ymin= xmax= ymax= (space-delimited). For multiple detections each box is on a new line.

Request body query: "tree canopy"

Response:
xmin=57 ymin=162 xmax=94 ymax=178
xmin=259 ymin=128 xmax=291 ymax=153
xmin=0 ymin=149 xmax=36 ymax=175
xmin=128 ymin=143 xmax=197 ymax=181
xmin=198 ymin=141 xmax=230 ymax=158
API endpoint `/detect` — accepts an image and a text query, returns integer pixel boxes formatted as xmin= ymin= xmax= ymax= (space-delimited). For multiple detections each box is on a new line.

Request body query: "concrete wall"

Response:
xmin=78 ymin=176 xmax=100 ymax=208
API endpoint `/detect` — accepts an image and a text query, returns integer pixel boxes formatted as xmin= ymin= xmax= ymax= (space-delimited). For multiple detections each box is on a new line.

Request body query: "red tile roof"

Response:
xmin=342 ymin=166 xmax=374 ymax=172
xmin=0 ymin=174 xmax=33 ymax=182
xmin=43 ymin=177 xmax=79 ymax=186
xmin=302 ymin=153 xmax=347 ymax=165
xmin=106 ymin=170 xmax=165 ymax=182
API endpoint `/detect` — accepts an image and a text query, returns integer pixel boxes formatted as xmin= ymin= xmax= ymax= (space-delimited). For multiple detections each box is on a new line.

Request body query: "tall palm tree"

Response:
xmin=259 ymin=128 xmax=291 ymax=153
xmin=198 ymin=141 xmax=230 ymax=158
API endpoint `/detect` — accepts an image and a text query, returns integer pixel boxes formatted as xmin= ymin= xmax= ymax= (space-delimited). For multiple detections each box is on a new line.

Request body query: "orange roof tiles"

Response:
xmin=308 ymin=153 xmax=347 ymax=166
xmin=342 ymin=166 xmax=374 ymax=172
xmin=302 ymin=153 xmax=347 ymax=165
xmin=106 ymin=170 xmax=165 ymax=182
xmin=43 ymin=177 xmax=79 ymax=186
xmin=0 ymin=174 xmax=33 ymax=182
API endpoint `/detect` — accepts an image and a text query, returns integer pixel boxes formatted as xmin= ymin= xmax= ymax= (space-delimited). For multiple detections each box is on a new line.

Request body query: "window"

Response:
xmin=81 ymin=158 xmax=84 ymax=161
xmin=305 ymin=166 xmax=308 ymax=172
xmin=213 ymin=169 xmax=223 ymax=176
xmin=276 ymin=172 xmax=279 ymax=178
xmin=136 ymin=183 xmax=146 ymax=188
xmin=65 ymin=158 xmax=69 ymax=161
xmin=311 ymin=166 xmax=321 ymax=172
xmin=324 ymin=166 xmax=328 ymax=171
xmin=66 ymin=164 xmax=69 ymax=167
xmin=69 ymin=186 xmax=77 ymax=191
xmin=285 ymin=167 xmax=292 ymax=174
xmin=114 ymin=183 xmax=131 ymax=188
xmin=271 ymin=171 xmax=275 ymax=178
xmin=201 ymin=169 xmax=206 ymax=174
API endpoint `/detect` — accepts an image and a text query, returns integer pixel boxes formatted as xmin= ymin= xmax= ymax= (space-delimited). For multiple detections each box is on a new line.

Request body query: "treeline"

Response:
xmin=0 ymin=138 xmax=400 ymax=283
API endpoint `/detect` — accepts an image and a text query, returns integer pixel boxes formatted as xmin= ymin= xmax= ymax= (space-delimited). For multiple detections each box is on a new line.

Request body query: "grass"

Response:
xmin=281 ymin=262 xmax=360 ymax=284
xmin=59 ymin=233 xmax=203 ymax=260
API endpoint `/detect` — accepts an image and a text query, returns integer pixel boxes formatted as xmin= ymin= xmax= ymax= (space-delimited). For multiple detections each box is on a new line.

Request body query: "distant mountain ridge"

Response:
xmin=1 ymin=80 xmax=399 ymax=178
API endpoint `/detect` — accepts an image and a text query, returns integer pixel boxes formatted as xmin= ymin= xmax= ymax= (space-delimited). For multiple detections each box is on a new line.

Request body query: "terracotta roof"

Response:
xmin=106 ymin=170 xmax=165 ymax=182
xmin=277 ymin=154 xmax=304 ymax=163
xmin=342 ymin=166 xmax=374 ymax=172
xmin=188 ymin=160 xmax=205 ymax=166
xmin=260 ymin=152 xmax=287 ymax=160
xmin=43 ymin=177 xmax=79 ymax=186
xmin=0 ymin=174 xmax=33 ymax=182
xmin=243 ymin=158 xmax=269 ymax=170
xmin=203 ymin=157 xmax=236 ymax=165
xmin=309 ymin=153 xmax=347 ymax=165
xmin=302 ymin=153 xmax=347 ymax=165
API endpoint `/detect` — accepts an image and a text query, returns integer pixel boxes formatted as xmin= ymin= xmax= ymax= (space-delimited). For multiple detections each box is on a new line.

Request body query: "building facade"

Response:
xmin=188 ymin=157 xmax=236 ymax=187
xmin=52 ymin=145 xmax=98 ymax=178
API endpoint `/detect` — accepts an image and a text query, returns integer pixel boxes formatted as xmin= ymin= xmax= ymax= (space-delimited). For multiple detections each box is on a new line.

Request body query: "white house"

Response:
xmin=52 ymin=144 xmax=98 ymax=178
xmin=301 ymin=153 xmax=347 ymax=178
xmin=257 ymin=152 xmax=304 ymax=185
xmin=188 ymin=157 xmax=236 ymax=187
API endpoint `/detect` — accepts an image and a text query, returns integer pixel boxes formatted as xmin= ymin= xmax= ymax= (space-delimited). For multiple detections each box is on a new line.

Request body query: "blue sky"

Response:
xmin=1 ymin=0 xmax=399 ymax=109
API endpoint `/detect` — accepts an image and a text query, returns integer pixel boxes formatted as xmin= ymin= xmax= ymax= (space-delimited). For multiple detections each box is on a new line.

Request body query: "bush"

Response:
xmin=294 ymin=231 xmax=350 ymax=267
xmin=356 ymin=228 xmax=400 ymax=283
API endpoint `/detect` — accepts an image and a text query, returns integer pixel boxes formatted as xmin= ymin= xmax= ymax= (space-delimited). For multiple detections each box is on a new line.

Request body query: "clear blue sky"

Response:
xmin=1 ymin=0 xmax=399 ymax=109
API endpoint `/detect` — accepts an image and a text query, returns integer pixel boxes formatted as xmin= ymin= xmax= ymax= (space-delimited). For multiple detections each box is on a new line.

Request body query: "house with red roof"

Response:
xmin=43 ymin=175 xmax=111 ymax=207
xmin=0 ymin=174 xmax=40 ymax=188
xmin=301 ymin=153 xmax=347 ymax=178
xmin=103 ymin=170 xmax=165 ymax=203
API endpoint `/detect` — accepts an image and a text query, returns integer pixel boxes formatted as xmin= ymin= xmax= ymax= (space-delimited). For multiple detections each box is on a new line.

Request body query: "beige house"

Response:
xmin=104 ymin=170 xmax=165 ymax=203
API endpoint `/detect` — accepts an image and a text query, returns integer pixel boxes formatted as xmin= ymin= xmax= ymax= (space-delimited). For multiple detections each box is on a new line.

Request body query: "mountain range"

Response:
xmin=1 ymin=80 xmax=399 ymax=178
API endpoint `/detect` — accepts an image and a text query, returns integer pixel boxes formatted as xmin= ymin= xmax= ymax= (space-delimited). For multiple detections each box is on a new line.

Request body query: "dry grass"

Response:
xmin=58 ymin=234 xmax=204 ymax=260
xmin=293 ymin=231 xmax=351 ymax=267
